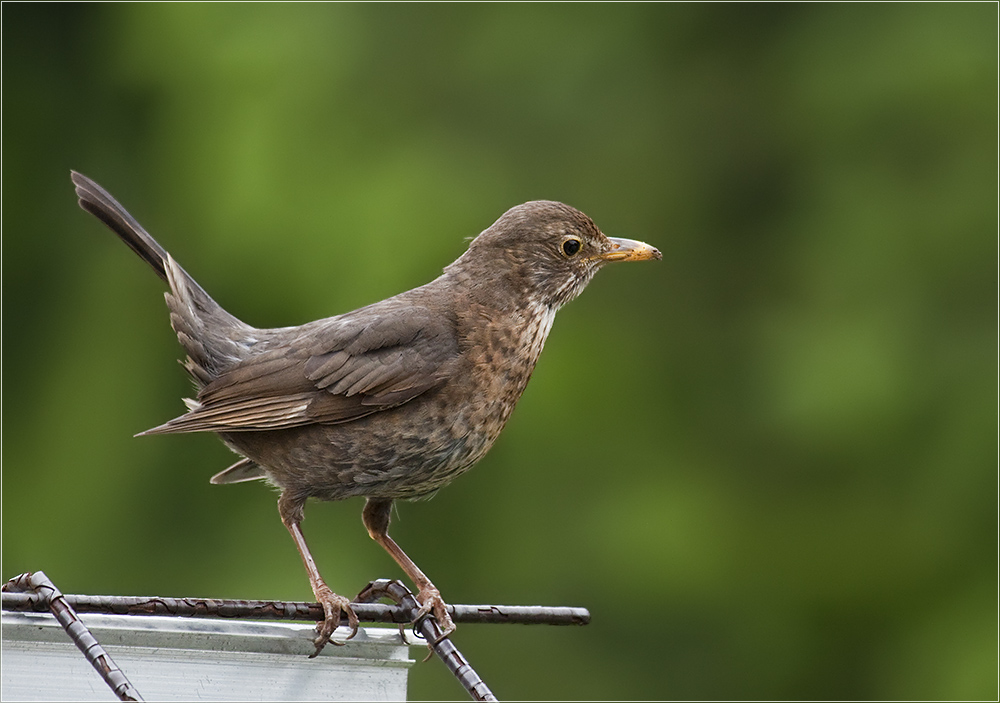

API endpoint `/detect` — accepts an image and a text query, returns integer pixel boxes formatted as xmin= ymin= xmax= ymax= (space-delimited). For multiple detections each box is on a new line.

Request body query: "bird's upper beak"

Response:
xmin=596 ymin=236 xmax=662 ymax=263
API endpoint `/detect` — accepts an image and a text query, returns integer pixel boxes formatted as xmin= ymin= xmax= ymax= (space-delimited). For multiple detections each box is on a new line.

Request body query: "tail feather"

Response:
xmin=72 ymin=170 xmax=171 ymax=282
xmin=210 ymin=457 xmax=267 ymax=485
xmin=72 ymin=171 xmax=254 ymax=387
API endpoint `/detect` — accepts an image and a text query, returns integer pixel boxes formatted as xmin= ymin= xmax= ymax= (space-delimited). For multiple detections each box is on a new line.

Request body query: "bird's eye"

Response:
xmin=562 ymin=238 xmax=582 ymax=257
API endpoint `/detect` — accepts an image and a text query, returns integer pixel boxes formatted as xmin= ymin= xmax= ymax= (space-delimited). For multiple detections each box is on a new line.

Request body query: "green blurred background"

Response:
xmin=2 ymin=4 xmax=996 ymax=700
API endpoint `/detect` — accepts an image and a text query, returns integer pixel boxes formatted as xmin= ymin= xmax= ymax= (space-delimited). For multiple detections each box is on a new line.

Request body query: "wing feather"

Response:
xmin=142 ymin=302 xmax=459 ymax=434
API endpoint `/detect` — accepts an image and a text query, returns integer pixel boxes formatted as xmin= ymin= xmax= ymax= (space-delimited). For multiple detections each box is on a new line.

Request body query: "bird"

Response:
xmin=71 ymin=170 xmax=660 ymax=656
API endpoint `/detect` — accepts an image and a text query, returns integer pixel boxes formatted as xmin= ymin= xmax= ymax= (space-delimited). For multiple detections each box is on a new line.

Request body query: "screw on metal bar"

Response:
xmin=357 ymin=579 xmax=497 ymax=702
xmin=2 ymin=571 xmax=144 ymax=702
xmin=1 ymin=591 xmax=590 ymax=627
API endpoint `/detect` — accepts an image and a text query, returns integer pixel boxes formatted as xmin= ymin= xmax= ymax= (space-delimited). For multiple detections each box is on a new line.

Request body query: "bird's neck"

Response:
xmin=437 ymin=260 xmax=550 ymax=316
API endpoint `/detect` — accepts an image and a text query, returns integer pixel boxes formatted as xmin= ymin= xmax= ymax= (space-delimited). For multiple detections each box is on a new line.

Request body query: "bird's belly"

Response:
xmin=220 ymin=385 xmax=513 ymax=502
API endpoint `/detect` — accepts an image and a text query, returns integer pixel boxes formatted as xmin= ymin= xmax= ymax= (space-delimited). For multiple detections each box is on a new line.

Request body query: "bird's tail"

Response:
xmin=71 ymin=171 xmax=254 ymax=388
xmin=72 ymin=171 xmax=175 ymax=283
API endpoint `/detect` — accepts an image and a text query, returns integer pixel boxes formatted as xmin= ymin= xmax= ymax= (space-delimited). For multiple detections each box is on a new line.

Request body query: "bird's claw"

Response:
xmin=310 ymin=584 xmax=359 ymax=657
xmin=414 ymin=585 xmax=455 ymax=645
xmin=354 ymin=578 xmax=455 ymax=652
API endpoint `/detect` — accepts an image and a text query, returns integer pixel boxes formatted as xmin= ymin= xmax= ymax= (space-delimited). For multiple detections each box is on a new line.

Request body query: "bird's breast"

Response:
xmin=457 ymin=301 xmax=557 ymax=435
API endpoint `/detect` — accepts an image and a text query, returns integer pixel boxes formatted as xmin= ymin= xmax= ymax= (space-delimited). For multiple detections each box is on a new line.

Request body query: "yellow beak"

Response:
xmin=596 ymin=236 xmax=662 ymax=263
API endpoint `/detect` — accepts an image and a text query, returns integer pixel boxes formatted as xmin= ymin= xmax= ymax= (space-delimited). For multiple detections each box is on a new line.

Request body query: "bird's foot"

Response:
xmin=414 ymin=585 xmax=455 ymax=644
xmin=310 ymin=584 xmax=359 ymax=657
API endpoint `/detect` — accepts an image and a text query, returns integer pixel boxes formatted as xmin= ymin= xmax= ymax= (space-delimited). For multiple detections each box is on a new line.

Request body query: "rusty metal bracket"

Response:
xmin=357 ymin=578 xmax=497 ymax=702
xmin=2 ymin=571 xmax=143 ymax=702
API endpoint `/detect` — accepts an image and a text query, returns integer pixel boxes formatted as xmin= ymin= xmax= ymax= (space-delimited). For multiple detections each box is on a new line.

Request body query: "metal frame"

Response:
xmin=3 ymin=571 xmax=590 ymax=701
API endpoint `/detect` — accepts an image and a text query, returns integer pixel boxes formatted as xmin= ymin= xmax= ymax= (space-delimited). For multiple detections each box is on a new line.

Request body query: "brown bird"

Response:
xmin=71 ymin=171 xmax=660 ymax=655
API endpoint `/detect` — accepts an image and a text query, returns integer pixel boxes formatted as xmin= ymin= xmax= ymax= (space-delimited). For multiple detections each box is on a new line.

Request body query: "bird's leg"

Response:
xmin=362 ymin=498 xmax=456 ymax=640
xmin=278 ymin=492 xmax=359 ymax=656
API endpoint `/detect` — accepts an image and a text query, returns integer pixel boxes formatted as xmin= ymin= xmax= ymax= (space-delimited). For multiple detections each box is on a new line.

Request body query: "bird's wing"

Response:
xmin=141 ymin=305 xmax=459 ymax=434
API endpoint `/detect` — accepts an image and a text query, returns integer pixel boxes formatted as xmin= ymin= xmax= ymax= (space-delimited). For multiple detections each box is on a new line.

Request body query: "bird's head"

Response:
xmin=447 ymin=200 xmax=661 ymax=311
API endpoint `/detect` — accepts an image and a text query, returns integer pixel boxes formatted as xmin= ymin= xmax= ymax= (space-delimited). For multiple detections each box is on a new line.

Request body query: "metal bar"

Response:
xmin=357 ymin=579 xmax=497 ymax=702
xmin=2 ymin=591 xmax=590 ymax=627
xmin=2 ymin=578 xmax=591 ymax=701
xmin=2 ymin=572 xmax=144 ymax=702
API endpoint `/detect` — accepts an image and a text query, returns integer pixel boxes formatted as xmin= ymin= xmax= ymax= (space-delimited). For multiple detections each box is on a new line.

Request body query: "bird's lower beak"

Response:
xmin=598 ymin=237 xmax=662 ymax=263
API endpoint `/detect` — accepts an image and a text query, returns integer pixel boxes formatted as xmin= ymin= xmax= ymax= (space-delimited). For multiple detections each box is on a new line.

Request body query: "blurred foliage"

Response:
xmin=2 ymin=4 xmax=996 ymax=700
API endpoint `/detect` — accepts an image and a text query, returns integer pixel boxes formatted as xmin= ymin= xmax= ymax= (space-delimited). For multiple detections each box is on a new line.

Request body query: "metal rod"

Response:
xmin=3 ymin=578 xmax=591 ymax=701
xmin=357 ymin=579 xmax=497 ymax=702
xmin=2 ymin=572 xmax=144 ymax=702
xmin=2 ymin=591 xmax=590 ymax=627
